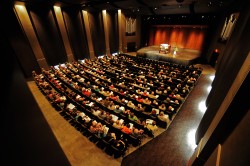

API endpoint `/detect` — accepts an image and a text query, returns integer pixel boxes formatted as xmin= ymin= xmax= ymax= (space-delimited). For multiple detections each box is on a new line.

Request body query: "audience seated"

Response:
xmin=34 ymin=53 xmax=202 ymax=158
xmin=146 ymin=120 xmax=158 ymax=135
xmin=158 ymin=111 xmax=170 ymax=124
xmin=128 ymin=112 xmax=141 ymax=124
xmin=113 ymin=120 xmax=123 ymax=130
xmin=121 ymin=123 xmax=132 ymax=134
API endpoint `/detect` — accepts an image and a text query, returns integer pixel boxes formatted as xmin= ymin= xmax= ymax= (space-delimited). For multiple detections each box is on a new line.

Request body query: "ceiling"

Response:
xmin=16 ymin=0 xmax=238 ymax=15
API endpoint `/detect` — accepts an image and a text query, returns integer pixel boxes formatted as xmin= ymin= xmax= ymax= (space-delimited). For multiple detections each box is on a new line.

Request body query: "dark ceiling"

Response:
xmin=16 ymin=0 xmax=238 ymax=15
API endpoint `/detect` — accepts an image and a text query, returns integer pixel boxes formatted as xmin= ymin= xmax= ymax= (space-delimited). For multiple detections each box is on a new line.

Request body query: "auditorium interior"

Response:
xmin=1 ymin=0 xmax=249 ymax=166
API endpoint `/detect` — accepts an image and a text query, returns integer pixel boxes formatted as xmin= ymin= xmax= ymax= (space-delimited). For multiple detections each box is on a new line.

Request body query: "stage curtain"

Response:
xmin=185 ymin=29 xmax=197 ymax=49
xmin=169 ymin=28 xmax=178 ymax=46
xmin=194 ymin=30 xmax=205 ymax=50
xmin=149 ymin=28 xmax=155 ymax=45
xmin=148 ymin=26 xmax=206 ymax=51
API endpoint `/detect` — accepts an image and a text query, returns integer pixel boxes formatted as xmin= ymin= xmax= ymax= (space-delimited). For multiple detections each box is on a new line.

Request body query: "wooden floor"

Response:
xmin=136 ymin=46 xmax=201 ymax=65
xmin=27 ymin=61 xmax=215 ymax=166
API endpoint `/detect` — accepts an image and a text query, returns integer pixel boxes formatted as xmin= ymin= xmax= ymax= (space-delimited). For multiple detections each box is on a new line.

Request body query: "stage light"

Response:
xmin=53 ymin=6 xmax=61 ymax=12
xmin=15 ymin=5 xmax=25 ymax=11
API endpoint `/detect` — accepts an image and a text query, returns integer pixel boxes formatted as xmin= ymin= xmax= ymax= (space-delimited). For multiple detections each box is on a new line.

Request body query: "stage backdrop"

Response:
xmin=148 ymin=25 xmax=207 ymax=51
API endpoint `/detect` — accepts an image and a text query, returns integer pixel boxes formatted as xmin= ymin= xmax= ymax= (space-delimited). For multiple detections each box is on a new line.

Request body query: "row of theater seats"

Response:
xmin=33 ymin=54 xmax=202 ymax=158
xmin=46 ymin=65 xmax=153 ymax=137
xmin=70 ymin=54 xmax=201 ymax=121
xmin=47 ymin=53 xmax=201 ymax=133
xmin=61 ymin=62 xmax=169 ymax=129
xmin=33 ymin=72 xmax=132 ymax=158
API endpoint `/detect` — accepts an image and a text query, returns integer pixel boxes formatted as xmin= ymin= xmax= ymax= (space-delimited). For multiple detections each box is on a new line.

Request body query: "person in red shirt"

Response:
xmin=121 ymin=123 xmax=132 ymax=134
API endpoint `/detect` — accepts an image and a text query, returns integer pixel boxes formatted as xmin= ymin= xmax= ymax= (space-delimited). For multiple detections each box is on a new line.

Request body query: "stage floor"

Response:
xmin=136 ymin=45 xmax=201 ymax=65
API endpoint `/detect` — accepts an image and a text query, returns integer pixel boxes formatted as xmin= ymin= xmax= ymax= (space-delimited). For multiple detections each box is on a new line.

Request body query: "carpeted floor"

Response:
xmin=27 ymin=63 xmax=215 ymax=166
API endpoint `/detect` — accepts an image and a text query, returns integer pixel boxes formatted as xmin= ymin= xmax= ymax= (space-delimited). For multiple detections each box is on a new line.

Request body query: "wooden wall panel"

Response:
xmin=1 ymin=24 xmax=70 ymax=165
xmin=107 ymin=11 xmax=119 ymax=54
xmin=196 ymin=2 xmax=250 ymax=144
xmin=62 ymin=7 xmax=89 ymax=60
xmin=1 ymin=3 xmax=40 ymax=78
xmin=88 ymin=12 xmax=105 ymax=56
xmin=27 ymin=4 xmax=67 ymax=66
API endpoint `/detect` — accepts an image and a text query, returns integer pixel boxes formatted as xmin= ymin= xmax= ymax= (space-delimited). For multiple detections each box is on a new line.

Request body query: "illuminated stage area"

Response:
xmin=136 ymin=45 xmax=201 ymax=66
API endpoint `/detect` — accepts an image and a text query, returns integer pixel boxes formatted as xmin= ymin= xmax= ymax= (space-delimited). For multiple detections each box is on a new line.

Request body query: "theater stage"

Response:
xmin=136 ymin=45 xmax=201 ymax=66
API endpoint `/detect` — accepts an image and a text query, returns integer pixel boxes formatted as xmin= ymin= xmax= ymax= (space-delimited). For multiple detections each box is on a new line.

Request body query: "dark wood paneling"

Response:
xmin=88 ymin=12 xmax=105 ymax=56
xmin=107 ymin=11 xmax=119 ymax=54
xmin=219 ymin=104 xmax=250 ymax=166
xmin=0 ymin=2 xmax=40 ymax=78
xmin=198 ymin=72 xmax=250 ymax=165
xmin=1 ymin=20 xmax=70 ymax=165
xmin=62 ymin=7 xmax=89 ymax=60
xmin=27 ymin=4 xmax=67 ymax=66
xmin=195 ymin=1 xmax=250 ymax=144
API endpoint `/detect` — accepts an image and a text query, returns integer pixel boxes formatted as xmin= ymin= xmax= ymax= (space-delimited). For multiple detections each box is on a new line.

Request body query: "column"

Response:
xmin=14 ymin=4 xmax=49 ymax=69
xmin=53 ymin=6 xmax=74 ymax=62
xmin=82 ymin=10 xmax=95 ymax=59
